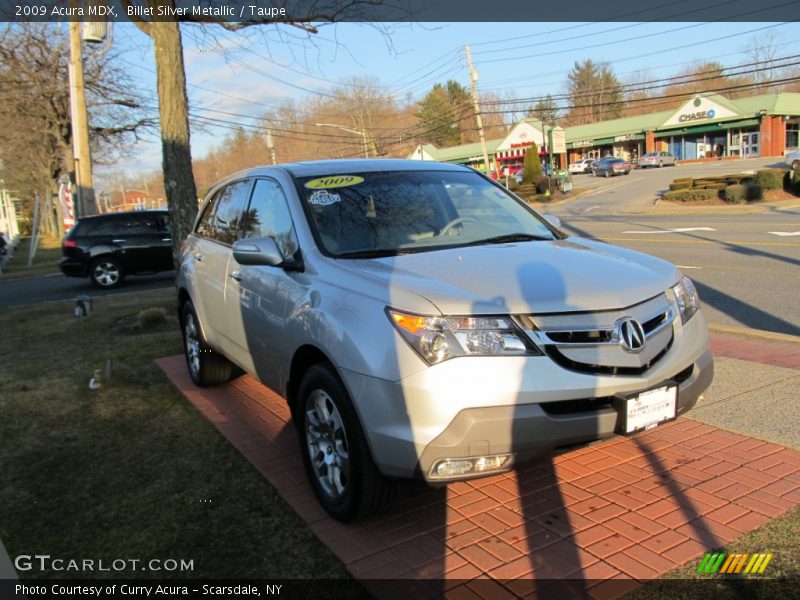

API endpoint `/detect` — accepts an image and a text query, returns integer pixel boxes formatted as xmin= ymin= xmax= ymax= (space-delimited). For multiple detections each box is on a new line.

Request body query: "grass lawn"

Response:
xmin=0 ymin=289 xmax=351 ymax=581
xmin=1 ymin=288 xmax=796 ymax=595
xmin=0 ymin=235 xmax=62 ymax=279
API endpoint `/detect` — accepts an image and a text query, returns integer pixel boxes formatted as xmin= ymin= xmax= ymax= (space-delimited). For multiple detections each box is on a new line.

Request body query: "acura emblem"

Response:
xmin=617 ymin=318 xmax=646 ymax=353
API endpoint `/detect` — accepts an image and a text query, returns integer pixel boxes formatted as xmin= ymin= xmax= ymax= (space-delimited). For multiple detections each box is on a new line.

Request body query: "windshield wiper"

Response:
xmin=460 ymin=233 xmax=554 ymax=247
xmin=336 ymin=248 xmax=411 ymax=259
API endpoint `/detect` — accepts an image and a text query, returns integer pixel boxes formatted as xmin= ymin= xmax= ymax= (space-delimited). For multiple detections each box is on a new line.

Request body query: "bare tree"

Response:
xmin=0 ymin=23 xmax=152 ymax=237
xmin=120 ymin=0 xmax=398 ymax=267
xmin=743 ymin=31 xmax=781 ymax=86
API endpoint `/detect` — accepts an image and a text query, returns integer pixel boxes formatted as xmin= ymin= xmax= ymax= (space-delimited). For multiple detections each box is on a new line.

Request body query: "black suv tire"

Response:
xmin=89 ymin=256 xmax=125 ymax=289
xmin=181 ymin=301 xmax=237 ymax=387
xmin=297 ymin=363 xmax=395 ymax=521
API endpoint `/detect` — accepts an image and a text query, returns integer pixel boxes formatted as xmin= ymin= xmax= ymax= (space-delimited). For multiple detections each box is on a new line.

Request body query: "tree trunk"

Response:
xmin=151 ymin=19 xmax=198 ymax=269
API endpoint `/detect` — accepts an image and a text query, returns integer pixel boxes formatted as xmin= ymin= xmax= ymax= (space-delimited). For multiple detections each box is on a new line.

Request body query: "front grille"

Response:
xmin=519 ymin=293 xmax=676 ymax=375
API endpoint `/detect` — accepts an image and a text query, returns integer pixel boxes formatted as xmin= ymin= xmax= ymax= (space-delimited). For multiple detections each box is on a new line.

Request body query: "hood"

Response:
xmin=335 ymin=238 xmax=681 ymax=315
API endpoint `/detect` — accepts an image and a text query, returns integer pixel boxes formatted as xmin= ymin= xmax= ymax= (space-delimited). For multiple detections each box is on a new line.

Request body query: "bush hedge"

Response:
xmin=663 ymin=189 xmax=719 ymax=202
xmin=755 ymin=169 xmax=785 ymax=191
xmin=694 ymin=182 xmax=727 ymax=191
xmin=534 ymin=176 xmax=551 ymax=194
xmin=724 ymin=183 xmax=763 ymax=204
xmin=668 ymin=180 xmax=693 ymax=191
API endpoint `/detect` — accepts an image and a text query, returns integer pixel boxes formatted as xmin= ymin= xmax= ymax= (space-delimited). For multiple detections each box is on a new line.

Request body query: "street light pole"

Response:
xmin=314 ymin=123 xmax=369 ymax=158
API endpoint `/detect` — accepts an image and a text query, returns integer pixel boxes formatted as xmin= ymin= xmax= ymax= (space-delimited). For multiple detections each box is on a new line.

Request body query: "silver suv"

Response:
xmin=177 ymin=159 xmax=713 ymax=521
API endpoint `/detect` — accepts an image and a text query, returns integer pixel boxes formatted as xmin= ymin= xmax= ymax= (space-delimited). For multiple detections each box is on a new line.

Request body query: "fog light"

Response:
xmin=434 ymin=459 xmax=474 ymax=477
xmin=474 ymin=454 xmax=512 ymax=472
xmin=431 ymin=454 xmax=513 ymax=478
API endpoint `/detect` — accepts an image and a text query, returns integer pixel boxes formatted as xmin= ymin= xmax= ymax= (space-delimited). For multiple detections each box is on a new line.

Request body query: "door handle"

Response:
xmin=194 ymin=253 xmax=204 ymax=262
xmin=162 ymin=238 xmax=172 ymax=242
xmin=229 ymin=271 xmax=242 ymax=282
xmin=112 ymin=239 xmax=126 ymax=243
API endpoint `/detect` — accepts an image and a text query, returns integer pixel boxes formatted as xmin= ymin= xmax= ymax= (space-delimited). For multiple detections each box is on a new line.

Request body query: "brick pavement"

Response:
xmin=157 ymin=335 xmax=800 ymax=599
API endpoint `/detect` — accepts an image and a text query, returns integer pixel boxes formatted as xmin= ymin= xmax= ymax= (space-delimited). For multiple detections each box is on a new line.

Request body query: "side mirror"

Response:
xmin=232 ymin=237 xmax=283 ymax=266
xmin=543 ymin=214 xmax=562 ymax=229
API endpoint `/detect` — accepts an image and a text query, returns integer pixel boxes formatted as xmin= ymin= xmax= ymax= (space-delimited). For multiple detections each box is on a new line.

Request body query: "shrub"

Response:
xmin=692 ymin=176 xmax=725 ymax=185
xmin=745 ymin=182 xmax=763 ymax=201
xmin=755 ymin=169 xmax=785 ymax=190
xmin=694 ymin=182 xmax=726 ymax=191
xmin=789 ymin=169 xmax=800 ymax=194
xmin=662 ymin=189 xmax=719 ymax=202
xmin=137 ymin=307 xmax=168 ymax=328
xmin=724 ymin=184 xmax=746 ymax=204
xmin=534 ymin=176 xmax=551 ymax=195
xmin=668 ymin=179 xmax=692 ymax=191
xmin=523 ymin=143 xmax=542 ymax=183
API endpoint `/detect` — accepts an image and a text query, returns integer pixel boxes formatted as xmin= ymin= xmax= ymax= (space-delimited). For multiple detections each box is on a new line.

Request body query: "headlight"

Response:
xmin=672 ymin=276 xmax=700 ymax=324
xmin=386 ymin=309 xmax=541 ymax=365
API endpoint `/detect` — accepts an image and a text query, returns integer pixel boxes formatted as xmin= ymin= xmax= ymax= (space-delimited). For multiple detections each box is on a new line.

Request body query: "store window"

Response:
xmin=787 ymin=122 xmax=799 ymax=152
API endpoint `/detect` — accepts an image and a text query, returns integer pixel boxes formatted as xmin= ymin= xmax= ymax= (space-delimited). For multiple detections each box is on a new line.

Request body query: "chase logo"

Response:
xmin=696 ymin=552 xmax=773 ymax=575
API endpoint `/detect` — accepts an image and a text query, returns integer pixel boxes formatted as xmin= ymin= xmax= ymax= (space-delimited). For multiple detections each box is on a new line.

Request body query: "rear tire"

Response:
xmin=90 ymin=256 xmax=124 ymax=289
xmin=297 ymin=363 xmax=395 ymax=521
xmin=658 ymin=161 xmax=664 ymax=168
xmin=181 ymin=301 xmax=236 ymax=387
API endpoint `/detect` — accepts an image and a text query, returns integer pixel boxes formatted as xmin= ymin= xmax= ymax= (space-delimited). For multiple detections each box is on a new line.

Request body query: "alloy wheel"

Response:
xmin=93 ymin=261 xmax=120 ymax=287
xmin=184 ymin=313 xmax=201 ymax=378
xmin=305 ymin=389 xmax=350 ymax=500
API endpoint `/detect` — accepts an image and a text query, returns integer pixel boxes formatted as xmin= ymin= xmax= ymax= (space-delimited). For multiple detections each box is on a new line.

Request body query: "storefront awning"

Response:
xmin=654 ymin=119 xmax=760 ymax=137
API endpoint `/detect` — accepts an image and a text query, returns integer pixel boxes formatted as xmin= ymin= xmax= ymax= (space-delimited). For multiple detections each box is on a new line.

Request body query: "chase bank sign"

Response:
xmin=662 ymin=95 xmax=737 ymax=128
xmin=678 ymin=108 xmax=716 ymax=123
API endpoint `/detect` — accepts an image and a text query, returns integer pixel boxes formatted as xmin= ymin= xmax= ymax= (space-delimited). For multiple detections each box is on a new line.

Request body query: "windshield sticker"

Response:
xmin=305 ymin=175 xmax=365 ymax=189
xmin=308 ymin=190 xmax=342 ymax=206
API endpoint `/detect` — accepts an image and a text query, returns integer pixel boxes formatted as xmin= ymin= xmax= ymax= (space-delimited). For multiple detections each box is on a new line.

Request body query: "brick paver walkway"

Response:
xmin=157 ymin=347 xmax=800 ymax=599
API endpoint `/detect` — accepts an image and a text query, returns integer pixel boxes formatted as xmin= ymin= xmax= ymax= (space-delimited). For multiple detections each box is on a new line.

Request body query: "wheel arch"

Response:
xmin=287 ymin=345 xmax=335 ymax=417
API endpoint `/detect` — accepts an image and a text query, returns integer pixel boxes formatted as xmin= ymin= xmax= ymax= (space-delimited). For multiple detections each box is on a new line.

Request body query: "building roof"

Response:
xmin=409 ymin=92 xmax=800 ymax=159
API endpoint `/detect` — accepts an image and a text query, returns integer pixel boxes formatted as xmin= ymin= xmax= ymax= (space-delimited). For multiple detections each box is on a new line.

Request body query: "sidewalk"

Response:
xmin=157 ymin=330 xmax=800 ymax=597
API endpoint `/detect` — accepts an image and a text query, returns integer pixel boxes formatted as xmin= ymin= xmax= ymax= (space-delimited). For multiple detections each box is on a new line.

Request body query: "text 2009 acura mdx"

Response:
xmin=177 ymin=159 xmax=713 ymax=521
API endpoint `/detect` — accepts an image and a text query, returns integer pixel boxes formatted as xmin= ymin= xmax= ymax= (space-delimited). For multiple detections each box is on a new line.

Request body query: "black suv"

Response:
xmin=60 ymin=210 xmax=174 ymax=288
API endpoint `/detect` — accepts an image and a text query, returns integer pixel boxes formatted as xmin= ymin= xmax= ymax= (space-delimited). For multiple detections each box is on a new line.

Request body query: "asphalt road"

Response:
xmin=548 ymin=157 xmax=800 ymax=336
xmin=1 ymin=157 xmax=798 ymax=336
xmin=0 ymin=271 xmax=175 ymax=309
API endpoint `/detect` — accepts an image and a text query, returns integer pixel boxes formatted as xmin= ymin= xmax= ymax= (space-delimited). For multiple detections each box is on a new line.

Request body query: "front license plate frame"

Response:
xmin=620 ymin=385 xmax=677 ymax=435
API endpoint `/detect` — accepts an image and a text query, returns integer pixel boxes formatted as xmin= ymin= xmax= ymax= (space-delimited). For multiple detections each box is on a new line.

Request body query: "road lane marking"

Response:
xmin=600 ymin=237 xmax=800 ymax=247
xmin=583 ymin=205 xmax=600 ymax=214
xmin=767 ymin=231 xmax=800 ymax=237
xmin=620 ymin=227 xmax=717 ymax=234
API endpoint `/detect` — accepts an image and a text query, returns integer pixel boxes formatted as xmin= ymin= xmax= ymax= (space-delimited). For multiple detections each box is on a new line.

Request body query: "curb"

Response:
xmin=709 ymin=323 xmax=800 ymax=345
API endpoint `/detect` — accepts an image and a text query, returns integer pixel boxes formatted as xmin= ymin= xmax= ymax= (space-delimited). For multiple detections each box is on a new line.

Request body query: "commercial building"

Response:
xmin=408 ymin=92 xmax=800 ymax=172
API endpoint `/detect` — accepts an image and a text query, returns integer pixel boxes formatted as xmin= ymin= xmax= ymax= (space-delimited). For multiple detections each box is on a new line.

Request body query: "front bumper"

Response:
xmin=340 ymin=313 xmax=713 ymax=482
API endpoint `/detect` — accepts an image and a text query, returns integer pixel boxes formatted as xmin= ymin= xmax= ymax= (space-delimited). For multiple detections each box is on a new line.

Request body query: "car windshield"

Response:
xmin=297 ymin=170 xmax=558 ymax=257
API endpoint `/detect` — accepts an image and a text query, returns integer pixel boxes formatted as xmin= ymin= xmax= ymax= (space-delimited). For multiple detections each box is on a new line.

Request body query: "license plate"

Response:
xmin=623 ymin=385 xmax=677 ymax=434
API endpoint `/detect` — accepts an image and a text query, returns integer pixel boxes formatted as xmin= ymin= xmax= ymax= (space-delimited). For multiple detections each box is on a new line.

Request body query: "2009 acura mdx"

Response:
xmin=177 ymin=159 xmax=713 ymax=521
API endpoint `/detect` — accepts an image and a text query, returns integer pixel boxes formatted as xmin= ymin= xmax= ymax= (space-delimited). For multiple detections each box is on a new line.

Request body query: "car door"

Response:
xmin=224 ymin=177 xmax=302 ymax=392
xmin=191 ymin=179 xmax=253 ymax=353
xmin=118 ymin=213 xmax=173 ymax=272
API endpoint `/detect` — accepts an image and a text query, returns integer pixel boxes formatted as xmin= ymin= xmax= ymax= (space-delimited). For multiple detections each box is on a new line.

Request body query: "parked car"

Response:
xmin=593 ymin=157 xmax=632 ymax=177
xmin=785 ymin=149 xmax=800 ymax=170
xmin=511 ymin=164 xmax=553 ymax=184
xmin=569 ymin=159 xmax=594 ymax=174
xmin=638 ymin=151 xmax=677 ymax=168
xmin=59 ymin=210 xmax=173 ymax=289
xmin=178 ymin=159 xmax=713 ymax=521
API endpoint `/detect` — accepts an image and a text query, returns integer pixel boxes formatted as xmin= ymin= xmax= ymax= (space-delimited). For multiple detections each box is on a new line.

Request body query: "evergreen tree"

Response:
xmin=523 ymin=143 xmax=542 ymax=184
xmin=566 ymin=60 xmax=623 ymax=125
xmin=415 ymin=80 xmax=473 ymax=147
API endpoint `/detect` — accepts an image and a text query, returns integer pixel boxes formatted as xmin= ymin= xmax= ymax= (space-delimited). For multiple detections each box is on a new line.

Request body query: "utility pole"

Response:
xmin=69 ymin=17 xmax=97 ymax=216
xmin=465 ymin=45 xmax=491 ymax=177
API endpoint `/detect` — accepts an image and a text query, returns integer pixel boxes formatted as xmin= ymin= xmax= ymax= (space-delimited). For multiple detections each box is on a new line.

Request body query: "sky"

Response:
xmin=94 ymin=19 xmax=800 ymax=185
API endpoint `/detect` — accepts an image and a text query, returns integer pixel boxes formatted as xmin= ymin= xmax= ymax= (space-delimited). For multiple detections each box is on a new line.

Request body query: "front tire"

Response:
xmin=181 ymin=301 xmax=236 ymax=387
xmin=658 ymin=160 xmax=664 ymax=168
xmin=90 ymin=256 xmax=124 ymax=289
xmin=298 ymin=364 xmax=395 ymax=521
